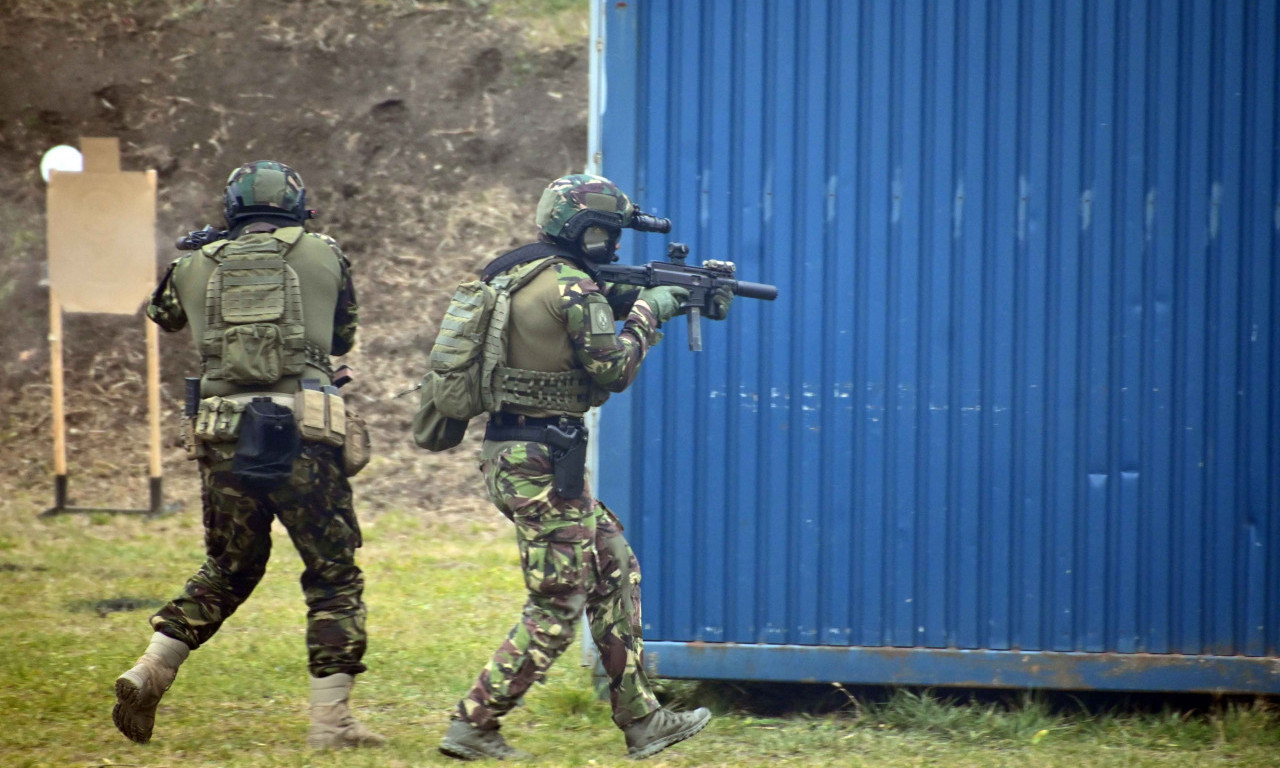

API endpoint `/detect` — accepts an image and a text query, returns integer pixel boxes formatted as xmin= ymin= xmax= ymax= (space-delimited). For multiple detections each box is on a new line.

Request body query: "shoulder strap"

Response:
xmin=481 ymin=242 xmax=596 ymax=284
xmin=200 ymin=226 xmax=303 ymax=263
xmin=270 ymin=226 xmax=306 ymax=246
xmin=490 ymin=256 xmax=564 ymax=296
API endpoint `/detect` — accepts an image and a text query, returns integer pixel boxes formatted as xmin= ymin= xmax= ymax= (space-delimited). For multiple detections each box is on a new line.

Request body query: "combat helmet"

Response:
xmin=223 ymin=160 xmax=310 ymax=226
xmin=535 ymin=173 xmax=638 ymax=262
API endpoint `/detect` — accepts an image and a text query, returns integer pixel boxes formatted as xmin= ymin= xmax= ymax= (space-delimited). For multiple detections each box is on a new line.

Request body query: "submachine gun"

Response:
xmin=599 ymin=212 xmax=779 ymax=350
xmin=175 ymin=225 xmax=228 ymax=250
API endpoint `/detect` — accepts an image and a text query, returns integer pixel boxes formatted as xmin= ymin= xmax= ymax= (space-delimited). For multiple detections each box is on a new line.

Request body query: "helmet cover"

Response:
xmin=223 ymin=160 xmax=308 ymax=225
xmin=535 ymin=173 xmax=634 ymax=241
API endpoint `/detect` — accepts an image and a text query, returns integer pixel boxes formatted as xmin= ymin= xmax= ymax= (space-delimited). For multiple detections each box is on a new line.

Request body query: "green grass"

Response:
xmin=491 ymin=0 xmax=589 ymax=50
xmin=2 ymin=497 xmax=1278 ymax=767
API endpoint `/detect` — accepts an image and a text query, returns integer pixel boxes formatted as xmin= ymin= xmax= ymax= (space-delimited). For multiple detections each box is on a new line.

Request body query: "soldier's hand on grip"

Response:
xmin=706 ymin=285 xmax=734 ymax=321
xmin=638 ymin=286 xmax=690 ymax=325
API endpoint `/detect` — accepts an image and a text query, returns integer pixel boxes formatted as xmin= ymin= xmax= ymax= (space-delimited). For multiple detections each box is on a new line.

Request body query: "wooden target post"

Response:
xmin=42 ymin=138 xmax=164 ymax=517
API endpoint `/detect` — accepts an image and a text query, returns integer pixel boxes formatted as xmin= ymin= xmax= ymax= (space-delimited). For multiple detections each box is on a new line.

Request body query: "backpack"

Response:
xmin=412 ymin=244 xmax=602 ymax=451
xmin=199 ymin=229 xmax=307 ymax=385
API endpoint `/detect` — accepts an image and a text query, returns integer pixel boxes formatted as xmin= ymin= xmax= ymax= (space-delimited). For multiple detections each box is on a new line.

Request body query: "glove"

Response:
xmin=706 ymin=285 xmax=734 ymax=321
xmin=637 ymin=286 xmax=690 ymax=325
xmin=606 ymin=284 xmax=642 ymax=319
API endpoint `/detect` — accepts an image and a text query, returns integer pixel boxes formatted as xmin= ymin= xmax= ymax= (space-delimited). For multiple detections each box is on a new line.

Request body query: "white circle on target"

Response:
xmin=40 ymin=145 xmax=84 ymax=182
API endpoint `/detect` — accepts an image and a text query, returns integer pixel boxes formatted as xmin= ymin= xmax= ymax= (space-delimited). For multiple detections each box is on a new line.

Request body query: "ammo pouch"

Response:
xmin=484 ymin=418 xmax=589 ymax=499
xmin=231 ymin=398 xmax=301 ymax=489
xmin=193 ymin=396 xmax=246 ymax=442
xmin=294 ymin=386 xmax=347 ymax=447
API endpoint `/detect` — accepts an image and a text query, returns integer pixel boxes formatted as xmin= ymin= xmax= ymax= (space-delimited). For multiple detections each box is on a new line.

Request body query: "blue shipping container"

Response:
xmin=587 ymin=0 xmax=1280 ymax=693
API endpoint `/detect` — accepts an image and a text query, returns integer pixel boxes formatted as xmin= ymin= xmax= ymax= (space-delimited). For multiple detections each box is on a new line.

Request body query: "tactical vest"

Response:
xmin=200 ymin=230 xmax=308 ymax=385
xmin=428 ymin=250 xmax=604 ymax=419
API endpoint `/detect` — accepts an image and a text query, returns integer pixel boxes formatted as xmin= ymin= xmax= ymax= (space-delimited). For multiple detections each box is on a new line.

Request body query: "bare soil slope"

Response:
xmin=0 ymin=0 xmax=589 ymax=519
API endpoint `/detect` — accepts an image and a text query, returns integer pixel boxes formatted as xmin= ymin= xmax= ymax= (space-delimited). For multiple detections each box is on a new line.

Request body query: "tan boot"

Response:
xmin=112 ymin=632 xmax=190 ymax=743
xmin=306 ymin=673 xmax=387 ymax=749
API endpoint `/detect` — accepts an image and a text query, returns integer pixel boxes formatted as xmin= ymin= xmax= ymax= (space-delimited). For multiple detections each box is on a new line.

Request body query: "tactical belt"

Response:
xmin=484 ymin=413 xmax=590 ymax=498
xmin=485 ymin=412 xmax=585 ymax=443
xmin=223 ymin=392 xmax=296 ymax=410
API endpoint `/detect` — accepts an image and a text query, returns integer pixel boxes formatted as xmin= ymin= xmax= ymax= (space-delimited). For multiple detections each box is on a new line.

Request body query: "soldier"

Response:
xmin=438 ymin=174 xmax=730 ymax=761
xmin=112 ymin=161 xmax=384 ymax=750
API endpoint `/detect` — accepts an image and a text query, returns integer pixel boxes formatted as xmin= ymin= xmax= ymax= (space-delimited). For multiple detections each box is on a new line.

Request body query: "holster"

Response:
xmin=544 ymin=423 xmax=588 ymax=500
xmin=484 ymin=416 xmax=589 ymax=500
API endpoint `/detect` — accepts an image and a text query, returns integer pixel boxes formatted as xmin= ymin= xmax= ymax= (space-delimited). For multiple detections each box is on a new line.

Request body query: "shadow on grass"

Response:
xmin=662 ymin=680 xmax=1274 ymax=716
xmin=652 ymin=679 xmax=1280 ymax=748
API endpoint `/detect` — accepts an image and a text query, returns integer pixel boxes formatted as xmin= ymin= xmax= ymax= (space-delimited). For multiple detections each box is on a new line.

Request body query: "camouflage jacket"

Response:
xmin=505 ymin=258 xmax=659 ymax=402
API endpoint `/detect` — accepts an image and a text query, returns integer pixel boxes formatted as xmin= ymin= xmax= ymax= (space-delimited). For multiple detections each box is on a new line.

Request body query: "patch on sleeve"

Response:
xmin=588 ymin=302 xmax=616 ymax=336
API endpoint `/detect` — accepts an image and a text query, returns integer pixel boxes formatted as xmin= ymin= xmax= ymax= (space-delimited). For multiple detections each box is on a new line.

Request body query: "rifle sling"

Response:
xmin=481 ymin=242 xmax=599 ymax=284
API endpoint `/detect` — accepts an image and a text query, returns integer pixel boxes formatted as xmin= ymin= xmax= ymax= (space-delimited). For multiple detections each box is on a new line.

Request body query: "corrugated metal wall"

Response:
xmin=590 ymin=0 xmax=1280 ymax=692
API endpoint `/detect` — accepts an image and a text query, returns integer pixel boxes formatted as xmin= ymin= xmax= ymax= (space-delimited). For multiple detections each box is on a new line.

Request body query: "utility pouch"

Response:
xmin=194 ymin=397 xmax=245 ymax=442
xmin=412 ymin=371 xmax=469 ymax=452
xmin=543 ymin=423 xmax=588 ymax=500
xmin=222 ymin=323 xmax=284 ymax=384
xmin=231 ymin=398 xmax=300 ymax=489
xmin=342 ymin=408 xmax=371 ymax=476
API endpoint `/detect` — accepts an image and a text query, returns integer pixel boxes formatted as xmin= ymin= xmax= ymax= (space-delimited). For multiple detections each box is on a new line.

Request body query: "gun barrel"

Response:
xmin=732 ymin=280 xmax=779 ymax=301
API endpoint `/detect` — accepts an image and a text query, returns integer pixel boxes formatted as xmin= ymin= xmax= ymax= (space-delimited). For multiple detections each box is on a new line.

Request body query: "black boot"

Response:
xmin=622 ymin=706 xmax=711 ymax=759
xmin=439 ymin=719 xmax=530 ymax=761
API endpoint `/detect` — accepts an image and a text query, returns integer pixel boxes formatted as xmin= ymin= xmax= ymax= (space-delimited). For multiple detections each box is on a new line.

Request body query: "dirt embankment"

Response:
xmin=0 ymin=0 xmax=589 ymax=518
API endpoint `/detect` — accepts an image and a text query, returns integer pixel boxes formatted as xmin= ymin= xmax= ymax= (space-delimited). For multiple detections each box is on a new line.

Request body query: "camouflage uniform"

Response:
xmin=457 ymin=258 xmax=664 ymax=730
xmin=146 ymin=225 xmax=367 ymax=678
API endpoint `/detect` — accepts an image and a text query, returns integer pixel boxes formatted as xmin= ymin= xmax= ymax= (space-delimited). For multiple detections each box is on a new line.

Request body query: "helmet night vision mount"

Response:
xmin=536 ymin=173 xmax=674 ymax=264
xmin=559 ymin=206 xmax=673 ymax=263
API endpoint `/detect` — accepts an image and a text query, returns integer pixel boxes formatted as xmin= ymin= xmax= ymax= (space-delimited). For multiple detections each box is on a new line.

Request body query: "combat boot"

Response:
xmin=622 ymin=706 xmax=712 ymax=760
xmin=306 ymin=673 xmax=387 ymax=749
xmin=112 ymin=631 xmax=190 ymax=743
xmin=439 ymin=719 xmax=531 ymax=761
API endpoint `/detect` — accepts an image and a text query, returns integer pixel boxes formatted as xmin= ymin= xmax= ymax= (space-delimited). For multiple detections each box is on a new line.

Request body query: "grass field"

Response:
xmin=2 ymin=492 xmax=1278 ymax=768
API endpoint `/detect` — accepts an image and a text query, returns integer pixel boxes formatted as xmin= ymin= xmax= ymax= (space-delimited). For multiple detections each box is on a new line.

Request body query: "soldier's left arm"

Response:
xmin=145 ymin=256 xmax=189 ymax=332
xmin=329 ymin=242 xmax=359 ymax=356
xmin=559 ymin=265 xmax=661 ymax=394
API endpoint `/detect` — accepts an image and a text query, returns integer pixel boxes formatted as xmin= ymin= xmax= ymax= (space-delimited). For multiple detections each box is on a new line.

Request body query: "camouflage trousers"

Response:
xmin=458 ymin=439 xmax=662 ymax=730
xmin=150 ymin=443 xmax=369 ymax=678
